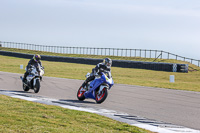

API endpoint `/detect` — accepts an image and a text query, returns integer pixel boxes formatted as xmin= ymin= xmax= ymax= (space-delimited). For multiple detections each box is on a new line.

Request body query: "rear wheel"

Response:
xmin=23 ymin=82 xmax=29 ymax=92
xmin=77 ymin=86 xmax=86 ymax=101
xmin=34 ymin=79 xmax=40 ymax=93
xmin=95 ymin=88 xmax=108 ymax=104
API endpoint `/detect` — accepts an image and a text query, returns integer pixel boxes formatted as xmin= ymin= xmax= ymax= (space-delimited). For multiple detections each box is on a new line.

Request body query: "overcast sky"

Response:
xmin=1 ymin=0 xmax=200 ymax=59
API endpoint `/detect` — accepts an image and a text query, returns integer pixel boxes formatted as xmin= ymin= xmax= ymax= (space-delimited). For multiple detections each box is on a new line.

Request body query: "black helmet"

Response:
xmin=103 ymin=58 xmax=112 ymax=68
xmin=33 ymin=54 xmax=41 ymax=62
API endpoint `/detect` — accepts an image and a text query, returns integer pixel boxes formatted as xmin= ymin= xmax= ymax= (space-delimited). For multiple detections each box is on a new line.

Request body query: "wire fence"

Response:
xmin=0 ymin=41 xmax=199 ymax=67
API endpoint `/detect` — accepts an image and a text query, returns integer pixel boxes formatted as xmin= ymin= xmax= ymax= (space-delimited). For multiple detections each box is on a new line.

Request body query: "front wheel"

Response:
xmin=34 ymin=79 xmax=40 ymax=93
xmin=95 ymin=88 xmax=108 ymax=104
xmin=77 ymin=86 xmax=86 ymax=101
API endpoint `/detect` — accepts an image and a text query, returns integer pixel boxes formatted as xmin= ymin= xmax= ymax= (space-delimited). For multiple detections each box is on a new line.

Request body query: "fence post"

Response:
xmin=135 ymin=49 xmax=136 ymax=57
xmin=176 ymin=55 xmax=177 ymax=60
xmin=150 ymin=50 xmax=151 ymax=58
xmin=130 ymin=49 xmax=132 ymax=57
xmin=140 ymin=49 xmax=141 ymax=57
xmin=145 ymin=50 xmax=146 ymax=58
xmin=161 ymin=51 xmax=162 ymax=59
xmin=168 ymin=52 xmax=169 ymax=59
xmin=155 ymin=50 xmax=157 ymax=58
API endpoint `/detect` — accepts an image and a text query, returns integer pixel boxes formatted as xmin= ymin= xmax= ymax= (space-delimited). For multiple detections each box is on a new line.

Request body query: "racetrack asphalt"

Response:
xmin=0 ymin=71 xmax=200 ymax=130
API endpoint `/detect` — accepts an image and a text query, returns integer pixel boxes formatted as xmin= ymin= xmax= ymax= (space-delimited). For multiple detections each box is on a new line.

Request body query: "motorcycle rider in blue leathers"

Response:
xmin=81 ymin=58 xmax=112 ymax=88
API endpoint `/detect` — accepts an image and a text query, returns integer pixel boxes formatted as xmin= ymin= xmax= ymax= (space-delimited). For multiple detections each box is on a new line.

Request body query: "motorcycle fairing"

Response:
xmin=84 ymin=76 xmax=104 ymax=99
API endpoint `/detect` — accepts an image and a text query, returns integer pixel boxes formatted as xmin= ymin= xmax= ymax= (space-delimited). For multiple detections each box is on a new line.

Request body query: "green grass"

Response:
xmin=0 ymin=95 xmax=150 ymax=133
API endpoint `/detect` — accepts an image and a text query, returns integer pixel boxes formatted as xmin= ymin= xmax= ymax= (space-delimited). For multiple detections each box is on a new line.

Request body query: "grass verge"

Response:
xmin=0 ymin=95 xmax=151 ymax=133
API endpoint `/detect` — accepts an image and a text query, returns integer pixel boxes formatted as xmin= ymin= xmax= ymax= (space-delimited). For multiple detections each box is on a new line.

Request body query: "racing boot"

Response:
xmin=23 ymin=72 xmax=28 ymax=82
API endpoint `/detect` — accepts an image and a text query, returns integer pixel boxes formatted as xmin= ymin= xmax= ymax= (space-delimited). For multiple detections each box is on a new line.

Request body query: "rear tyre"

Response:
xmin=34 ymin=79 xmax=40 ymax=93
xmin=23 ymin=82 xmax=29 ymax=92
xmin=77 ymin=86 xmax=86 ymax=101
xmin=95 ymin=88 xmax=108 ymax=104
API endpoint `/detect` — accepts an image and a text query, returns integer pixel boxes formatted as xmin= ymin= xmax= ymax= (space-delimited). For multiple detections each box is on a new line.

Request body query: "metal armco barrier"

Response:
xmin=0 ymin=50 xmax=188 ymax=72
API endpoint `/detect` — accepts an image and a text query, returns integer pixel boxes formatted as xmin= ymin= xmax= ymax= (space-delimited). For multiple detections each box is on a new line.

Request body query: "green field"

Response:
xmin=0 ymin=95 xmax=150 ymax=133
xmin=0 ymin=47 xmax=200 ymax=91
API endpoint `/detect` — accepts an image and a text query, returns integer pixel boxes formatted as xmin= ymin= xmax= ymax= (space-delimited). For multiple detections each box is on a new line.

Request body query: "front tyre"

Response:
xmin=77 ymin=86 xmax=86 ymax=101
xmin=34 ymin=79 xmax=40 ymax=93
xmin=95 ymin=88 xmax=108 ymax=104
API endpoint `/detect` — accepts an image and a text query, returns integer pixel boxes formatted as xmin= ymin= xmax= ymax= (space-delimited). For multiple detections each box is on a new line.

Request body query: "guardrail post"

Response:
xmin=117 ymin=49 xmax=119 ymax=56
xmin=168 ymin=52 xmax=169 ymax=59
xmin=155 ymin=50 xmax=157 ymax=58
xmin=135 ymin=49 xmax=136 ymax=57
xmin=150 ymin=50 xmax=151 ymax=58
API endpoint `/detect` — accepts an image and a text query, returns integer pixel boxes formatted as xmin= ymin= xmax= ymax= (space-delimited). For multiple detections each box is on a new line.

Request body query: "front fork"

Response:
xmin=33 ymin=77 xmax=40 ymax=87
xmin=98 ymin=85 xmax=108 ymax=94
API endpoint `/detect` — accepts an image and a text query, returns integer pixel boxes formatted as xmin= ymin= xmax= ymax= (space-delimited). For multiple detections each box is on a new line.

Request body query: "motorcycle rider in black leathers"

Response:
xmin=81 ymin=58 xmax=112 ymax=88
xmin=23 ymin=54 xmax=43 ymax=82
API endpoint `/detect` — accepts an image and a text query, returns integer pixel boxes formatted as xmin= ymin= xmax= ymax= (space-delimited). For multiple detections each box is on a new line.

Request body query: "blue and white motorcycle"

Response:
xmin=77 ymin=71 xmax=114 ymax=104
